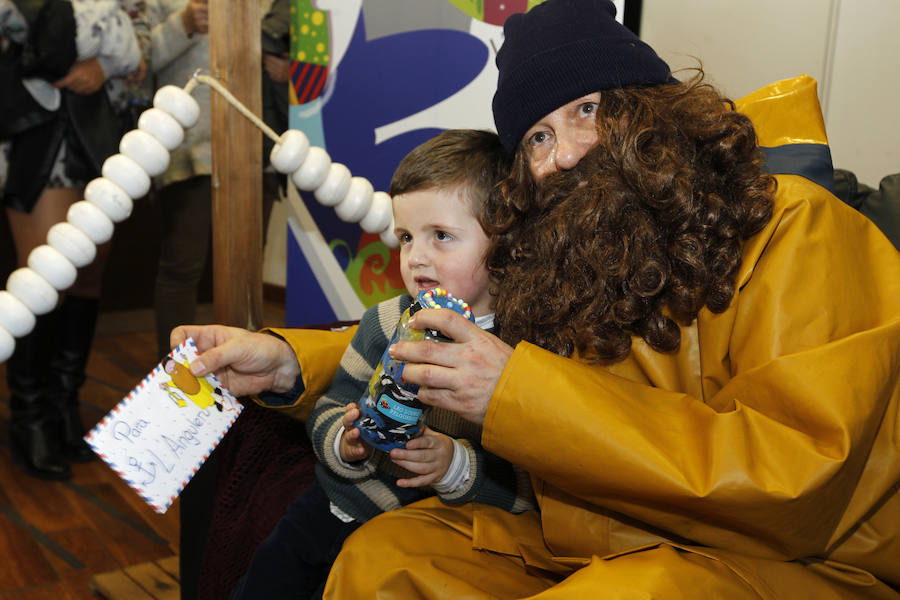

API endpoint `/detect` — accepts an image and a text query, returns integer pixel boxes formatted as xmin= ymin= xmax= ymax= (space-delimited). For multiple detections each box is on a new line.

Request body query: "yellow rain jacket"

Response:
xmin=267 ymin=76 xmax=900 ymax=598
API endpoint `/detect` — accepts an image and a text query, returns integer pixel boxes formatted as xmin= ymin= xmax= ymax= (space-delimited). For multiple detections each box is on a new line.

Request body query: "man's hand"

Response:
xmin=390 ymin=427 xmax=454 ymax=488
xmin=263 ymin=52 xmax=291 ymax=83
xmin=170 ymin=324 xmax=299 ymax=396
xmin=388 ymin=309 xmax=513 ymax=425
xmin=126 ymin=56 xmax=148 ymax=86
xmin=54 ymin=58 xmax=106 ymax=94
xmin=181 ymin=0 xmax=209 ymax=36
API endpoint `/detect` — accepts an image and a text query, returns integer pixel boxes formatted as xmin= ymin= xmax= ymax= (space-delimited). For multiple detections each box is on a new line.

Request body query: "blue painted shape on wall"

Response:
xmin=289 ymin=99 xmax=326 ymax=148
xmin=300 ymin=16 xmax=489 ymax=260
xmin=285 ymin=222 xmax=338 ymax=327
xmin=286 ymin=10 xmax=490 ymax=322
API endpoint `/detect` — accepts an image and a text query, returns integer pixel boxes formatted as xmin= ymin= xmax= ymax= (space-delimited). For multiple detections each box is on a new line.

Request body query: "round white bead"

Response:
xmin=359 ymin=191 xmax=393 ymax=234
xmin=102 ymin=154 xmax=151 ymax=199
xmin=313 ymin=163 xmax=352 ymax=207
xmin=380 ymin=216 xmax=399 ymax=248
xmin=47 ymin=222 xmax=97 ymax=267
xmin=120 ymin=129 xmax=170 ymax=177
xmin=334 ymin=177 xmax=374 ymax=222
xmin=0 ymin=325 xmax=14 ymax=363
xmin=291 ymin=147 xmax=331 ymax=191
xmin=68 ymin=200 xmax=114 ymax=244
xmin=0 ymin=291 xmax=35 ymax=338
xmin=270 ymin=130 xmax=310 ymax=174
xmin=27 ymin=244 xmax=77 ymax=291
xmin=138 ymin=107 xmax=184 ymax=150
xmin=7 ymin=268 xmax=58 ymax=315
xmin=84 ymin=177 xmax=133 ymax=222
xmin=153 ymin=85 xmax=200 ymax=128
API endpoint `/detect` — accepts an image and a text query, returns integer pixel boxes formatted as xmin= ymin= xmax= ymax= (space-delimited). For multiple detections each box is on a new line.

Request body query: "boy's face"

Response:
xmin=392 ymin=186 xmax=492 ymax=317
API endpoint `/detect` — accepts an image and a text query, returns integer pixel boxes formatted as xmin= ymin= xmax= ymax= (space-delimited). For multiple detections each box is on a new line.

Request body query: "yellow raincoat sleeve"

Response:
xmin=253 ymin=325 xmax=357 ymax=421
xmin=482 ymin=176 xmax=900 ymax=572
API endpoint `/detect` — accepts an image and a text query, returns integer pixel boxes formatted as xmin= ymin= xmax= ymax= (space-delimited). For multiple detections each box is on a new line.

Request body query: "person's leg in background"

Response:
xmin=48 ymin=232 xmax=112 ymax=463
xmin=261 ymin=170 xmax=281 ymax=247
xmin=5 ymin=185 xmax=112 ymax=477
xmin=153 ymin=175 xmax=212 ymax=358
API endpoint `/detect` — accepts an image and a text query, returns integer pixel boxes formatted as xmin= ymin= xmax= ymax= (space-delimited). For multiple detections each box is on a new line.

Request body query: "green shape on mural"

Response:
xmin=330 ymin=240 xmax=405 ymax=308
xmin=446 ymin=0 xmax=545 ymax=22
xmin=447 ymin=0 xmax=484 ymax=20
xmin=291 ymin=0 xmax=330 ymax=65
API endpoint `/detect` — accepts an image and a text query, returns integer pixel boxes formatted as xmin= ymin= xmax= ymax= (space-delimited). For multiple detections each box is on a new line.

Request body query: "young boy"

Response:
xmin=229 ymin=129 xmax=535 ymax=599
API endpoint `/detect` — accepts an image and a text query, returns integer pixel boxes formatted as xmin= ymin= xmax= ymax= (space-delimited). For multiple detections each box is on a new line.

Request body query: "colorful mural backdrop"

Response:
xmin=279 ymin=0 xmax=651 ymax=326
xmin=283 ymin=0 xmax=528 ymax=325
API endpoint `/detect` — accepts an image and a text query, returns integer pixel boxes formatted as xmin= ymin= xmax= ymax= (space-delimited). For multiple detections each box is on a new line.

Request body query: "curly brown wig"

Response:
xmin=484 ymin=71 xmax=776 ymax=362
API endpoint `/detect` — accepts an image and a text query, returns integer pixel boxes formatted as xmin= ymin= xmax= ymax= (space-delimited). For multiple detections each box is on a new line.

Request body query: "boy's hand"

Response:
xmin=390 ymin=426 xmax=453 ymax=488
xmin=339 ymin=403 xmax=372 ymax=463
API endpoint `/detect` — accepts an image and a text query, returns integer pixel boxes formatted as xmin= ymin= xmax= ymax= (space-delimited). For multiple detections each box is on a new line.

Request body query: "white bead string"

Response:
xmin=0 ymin=71 xmax=397 ymax=363
xmin=190 ymin=73 xmax=281 ymax=143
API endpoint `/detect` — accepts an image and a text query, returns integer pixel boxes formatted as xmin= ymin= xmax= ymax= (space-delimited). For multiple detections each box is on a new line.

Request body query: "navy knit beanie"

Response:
xmin=492 ymin=0 xmax=672 ymax=154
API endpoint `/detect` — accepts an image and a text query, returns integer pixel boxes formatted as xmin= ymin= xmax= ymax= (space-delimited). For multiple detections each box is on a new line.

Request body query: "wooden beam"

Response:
xmin=209 ymin=0 xmax=263 ymax=329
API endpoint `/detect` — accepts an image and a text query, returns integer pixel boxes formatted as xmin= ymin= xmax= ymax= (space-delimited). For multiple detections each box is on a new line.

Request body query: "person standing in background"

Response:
xmin=150 ymin=0 xmax=283 ymax=359
xmin=260 ymin=0 xmax=290 ymax=227
xmin=147 ymin=0 xmax=210 ymax=358
xmin=1 ymin=0 xmax=148 ymax=480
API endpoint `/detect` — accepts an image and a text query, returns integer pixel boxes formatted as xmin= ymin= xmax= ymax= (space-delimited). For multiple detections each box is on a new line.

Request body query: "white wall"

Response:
xmin=825 ymin=0 xmax=900 ymax=187
xmin=641 ymin=0 xmax=900 ymax=187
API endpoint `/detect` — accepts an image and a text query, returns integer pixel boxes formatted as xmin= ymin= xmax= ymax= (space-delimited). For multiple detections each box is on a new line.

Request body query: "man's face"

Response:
xmin=521 ymin=92 xmax=602 ymax=181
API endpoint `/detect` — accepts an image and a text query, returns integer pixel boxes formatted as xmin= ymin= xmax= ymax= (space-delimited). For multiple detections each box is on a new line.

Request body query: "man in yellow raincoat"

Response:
xmin=176 ymin=1 xmax=899 ymax=596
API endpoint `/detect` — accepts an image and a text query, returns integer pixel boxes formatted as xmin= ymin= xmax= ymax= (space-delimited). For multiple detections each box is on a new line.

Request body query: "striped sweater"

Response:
xmin=307 ymin=294 xmax=535 ymax=523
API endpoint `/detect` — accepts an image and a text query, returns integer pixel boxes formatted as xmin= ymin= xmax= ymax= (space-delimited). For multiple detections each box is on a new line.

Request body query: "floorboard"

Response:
xmin=0 ymin=299 xmax=285 ymax=597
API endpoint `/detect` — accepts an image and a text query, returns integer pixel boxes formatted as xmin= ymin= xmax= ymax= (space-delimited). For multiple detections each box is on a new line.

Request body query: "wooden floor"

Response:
xmin=0 ymin=301 xmax=285 ymax=599
xmin=90 ymin=556 xmax=180 ymax=600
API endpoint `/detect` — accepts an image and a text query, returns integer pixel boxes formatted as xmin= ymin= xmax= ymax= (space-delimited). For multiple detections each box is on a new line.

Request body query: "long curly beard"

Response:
xmin=485 ymin=79 xmax=774 ymax=363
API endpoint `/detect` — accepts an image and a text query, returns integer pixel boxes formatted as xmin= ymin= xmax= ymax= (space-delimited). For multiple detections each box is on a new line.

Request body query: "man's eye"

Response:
xmin=580 ymin=102 xmax=598 ymax=116
xmin=528 ymin=131 xmax=548 ymax=146
xmin=398 ymin=233 xmax=411 ymax=244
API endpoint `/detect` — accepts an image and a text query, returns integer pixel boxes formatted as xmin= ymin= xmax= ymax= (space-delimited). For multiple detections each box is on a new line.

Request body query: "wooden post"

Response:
xmin=208 ymin=0 xmax=263 ymax=329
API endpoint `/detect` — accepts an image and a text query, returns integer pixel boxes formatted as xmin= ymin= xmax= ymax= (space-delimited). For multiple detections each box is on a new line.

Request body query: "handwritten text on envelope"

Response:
xmin=85 ymin=338 xmax=243 ymax=513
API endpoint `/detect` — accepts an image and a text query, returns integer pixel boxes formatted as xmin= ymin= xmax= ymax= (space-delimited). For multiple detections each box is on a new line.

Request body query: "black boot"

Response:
xmin=47 ymin=295 xmax=99 ymax=463
xmin=7 ymin=311 xmax=72 ymax=480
